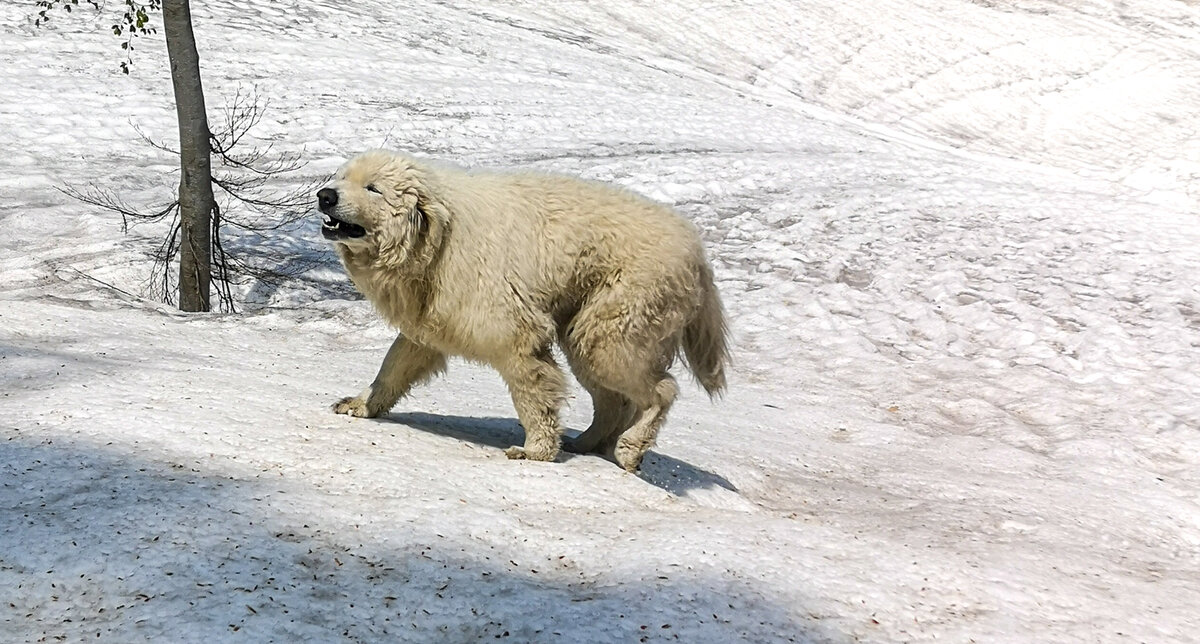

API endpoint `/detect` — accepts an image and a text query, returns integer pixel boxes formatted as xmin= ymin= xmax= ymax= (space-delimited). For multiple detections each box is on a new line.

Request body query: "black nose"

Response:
xmin=317 ymin=188 xmax=338 ymax=212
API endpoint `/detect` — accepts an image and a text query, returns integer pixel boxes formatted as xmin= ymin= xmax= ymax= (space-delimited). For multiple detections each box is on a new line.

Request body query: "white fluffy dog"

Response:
xmin=317 ymin=150 xmax=728 ymax=471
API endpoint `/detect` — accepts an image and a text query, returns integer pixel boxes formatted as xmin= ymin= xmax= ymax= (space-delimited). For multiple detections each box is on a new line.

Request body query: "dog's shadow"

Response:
xmin=387 ymin=412 xmax=739 ymax=497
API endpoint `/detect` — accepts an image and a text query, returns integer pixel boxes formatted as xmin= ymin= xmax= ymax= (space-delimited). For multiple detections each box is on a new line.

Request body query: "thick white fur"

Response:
xmin=323 ymin=150 xmax=728 ymax=471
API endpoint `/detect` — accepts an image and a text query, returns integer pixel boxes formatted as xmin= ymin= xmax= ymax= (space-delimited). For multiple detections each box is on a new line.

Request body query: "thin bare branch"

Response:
xmin=132 ymin=122 xmax=180 ymax=156
xmin=60 ymin=84 xmax=322 ymax=312
xmin=58 ymin=183 xmax=177 ymax=232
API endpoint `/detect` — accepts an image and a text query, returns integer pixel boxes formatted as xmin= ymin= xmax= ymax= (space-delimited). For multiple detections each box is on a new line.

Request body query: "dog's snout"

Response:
xmin=317 ymin=187 xmax=338 ymax=212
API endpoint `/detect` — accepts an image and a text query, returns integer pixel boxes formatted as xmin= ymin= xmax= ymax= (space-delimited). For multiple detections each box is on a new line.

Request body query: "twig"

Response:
xmin=58 ymin=265 xmax=145 ymax=302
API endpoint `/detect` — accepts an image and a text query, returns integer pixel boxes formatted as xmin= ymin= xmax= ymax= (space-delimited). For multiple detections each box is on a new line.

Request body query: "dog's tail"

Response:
xmin=682 ymin=262 xmax=729 ymax=398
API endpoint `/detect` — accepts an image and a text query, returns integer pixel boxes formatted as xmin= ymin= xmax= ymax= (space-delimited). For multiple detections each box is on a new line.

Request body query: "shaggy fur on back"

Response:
xmin=320 ymin=149 xmax=728 ymax=471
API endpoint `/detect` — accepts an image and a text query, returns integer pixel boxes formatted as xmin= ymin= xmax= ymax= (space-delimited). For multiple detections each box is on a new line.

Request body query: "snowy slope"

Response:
xmin=3 ymin=1 xmax=1200 ymax=642
xmin=499 ymin=0 xmax=1200 ymax=204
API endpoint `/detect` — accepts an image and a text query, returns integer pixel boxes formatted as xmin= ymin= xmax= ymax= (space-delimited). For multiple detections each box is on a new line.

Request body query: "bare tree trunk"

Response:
xmin=162 ymin=0 xmax=213 ymax=312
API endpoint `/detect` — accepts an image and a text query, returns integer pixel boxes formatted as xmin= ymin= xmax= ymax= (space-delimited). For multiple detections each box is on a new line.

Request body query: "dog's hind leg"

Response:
xmin=565 ymin=387 xmax=635 ymax=455
xmin=558 ymin=329 xmax=635 ymax=455
xmin=498 ymin=345 xmax=567 ymax=462
xmin=570 ymin=358 xmax=678 ymax=471
xmin=333 ymin=334 xmax=446 ymax=418
xmin=612 ymin=373 xmax=678 ymax=472
xmin=559 ymin=279 xmax=686 ymax=470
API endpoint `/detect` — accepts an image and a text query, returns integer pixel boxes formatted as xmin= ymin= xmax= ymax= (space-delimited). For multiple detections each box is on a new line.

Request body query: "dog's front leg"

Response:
xmin=498 ymin=347 xmax=566 ymax=461
xmin=333 ymin=334 xmax=446 ymax=418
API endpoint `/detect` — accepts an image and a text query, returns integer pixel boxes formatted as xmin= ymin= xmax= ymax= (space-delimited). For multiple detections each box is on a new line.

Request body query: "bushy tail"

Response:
xmin=682 ymin=263 xmax=729 ymax=397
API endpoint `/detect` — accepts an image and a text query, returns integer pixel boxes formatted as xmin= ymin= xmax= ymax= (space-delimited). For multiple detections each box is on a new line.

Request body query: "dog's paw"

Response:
xmin=613 ymin=441 xmax=647 ymax=473
xmin=504 ymin=444 xmax=560 ymax=462
xmin=332 ymin=396 xmax=374 ymax=418
xmin=504 ymin=445 xmax=529 ymax=460
xmin=564 ymin=433 xmax=614 ymax=456
xmin=561 ymin=437 xmax=587 ymax=454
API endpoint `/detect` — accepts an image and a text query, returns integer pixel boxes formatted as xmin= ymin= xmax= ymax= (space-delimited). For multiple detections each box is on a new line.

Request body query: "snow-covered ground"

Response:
xmin=3 ymin=0 xmax=1199 ymax=641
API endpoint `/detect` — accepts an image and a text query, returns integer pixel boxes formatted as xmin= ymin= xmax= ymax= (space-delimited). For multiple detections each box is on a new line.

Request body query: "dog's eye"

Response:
xmin=365 ymin=184 xmax=381 ymax=194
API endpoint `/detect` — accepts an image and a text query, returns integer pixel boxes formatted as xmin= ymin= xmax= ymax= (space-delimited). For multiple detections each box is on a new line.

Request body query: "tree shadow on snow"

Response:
xmin=388 ymin=411 xmax=739 ymax=497
xmin=0 ymin=437 xmax=826 ymax=643
xmin=0 ymin=340 xmax=193 ymax=395
xmin=234 ymin=224 xmax=360 ymax=306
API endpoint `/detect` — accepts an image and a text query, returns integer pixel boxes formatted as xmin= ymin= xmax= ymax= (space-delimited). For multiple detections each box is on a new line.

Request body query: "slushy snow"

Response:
xmin=2 ymin=1 xmax=1199 ymax=642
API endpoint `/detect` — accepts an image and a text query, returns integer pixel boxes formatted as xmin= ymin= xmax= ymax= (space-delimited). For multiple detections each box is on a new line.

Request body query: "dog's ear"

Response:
xmin=409 ymin=191 xmax=447 ymax=269
xmin=410 ymin=201 xmax=429 ymax=238
xmin=374 ymin=191 xmax=422 ymax=268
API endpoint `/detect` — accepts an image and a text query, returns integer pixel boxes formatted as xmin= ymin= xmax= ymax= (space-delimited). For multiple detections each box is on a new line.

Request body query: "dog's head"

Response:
xmin=317 ymin=150 xmax=444 ymax=268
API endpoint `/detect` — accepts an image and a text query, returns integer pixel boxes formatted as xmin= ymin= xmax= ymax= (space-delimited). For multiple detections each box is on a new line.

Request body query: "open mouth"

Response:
xmin=321 ymin=215 xmax=367 ymax=240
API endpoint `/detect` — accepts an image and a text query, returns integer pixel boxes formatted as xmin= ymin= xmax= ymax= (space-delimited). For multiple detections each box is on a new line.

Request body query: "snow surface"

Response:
xmin=3 ymin=0 xmax=1200 ymax=642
